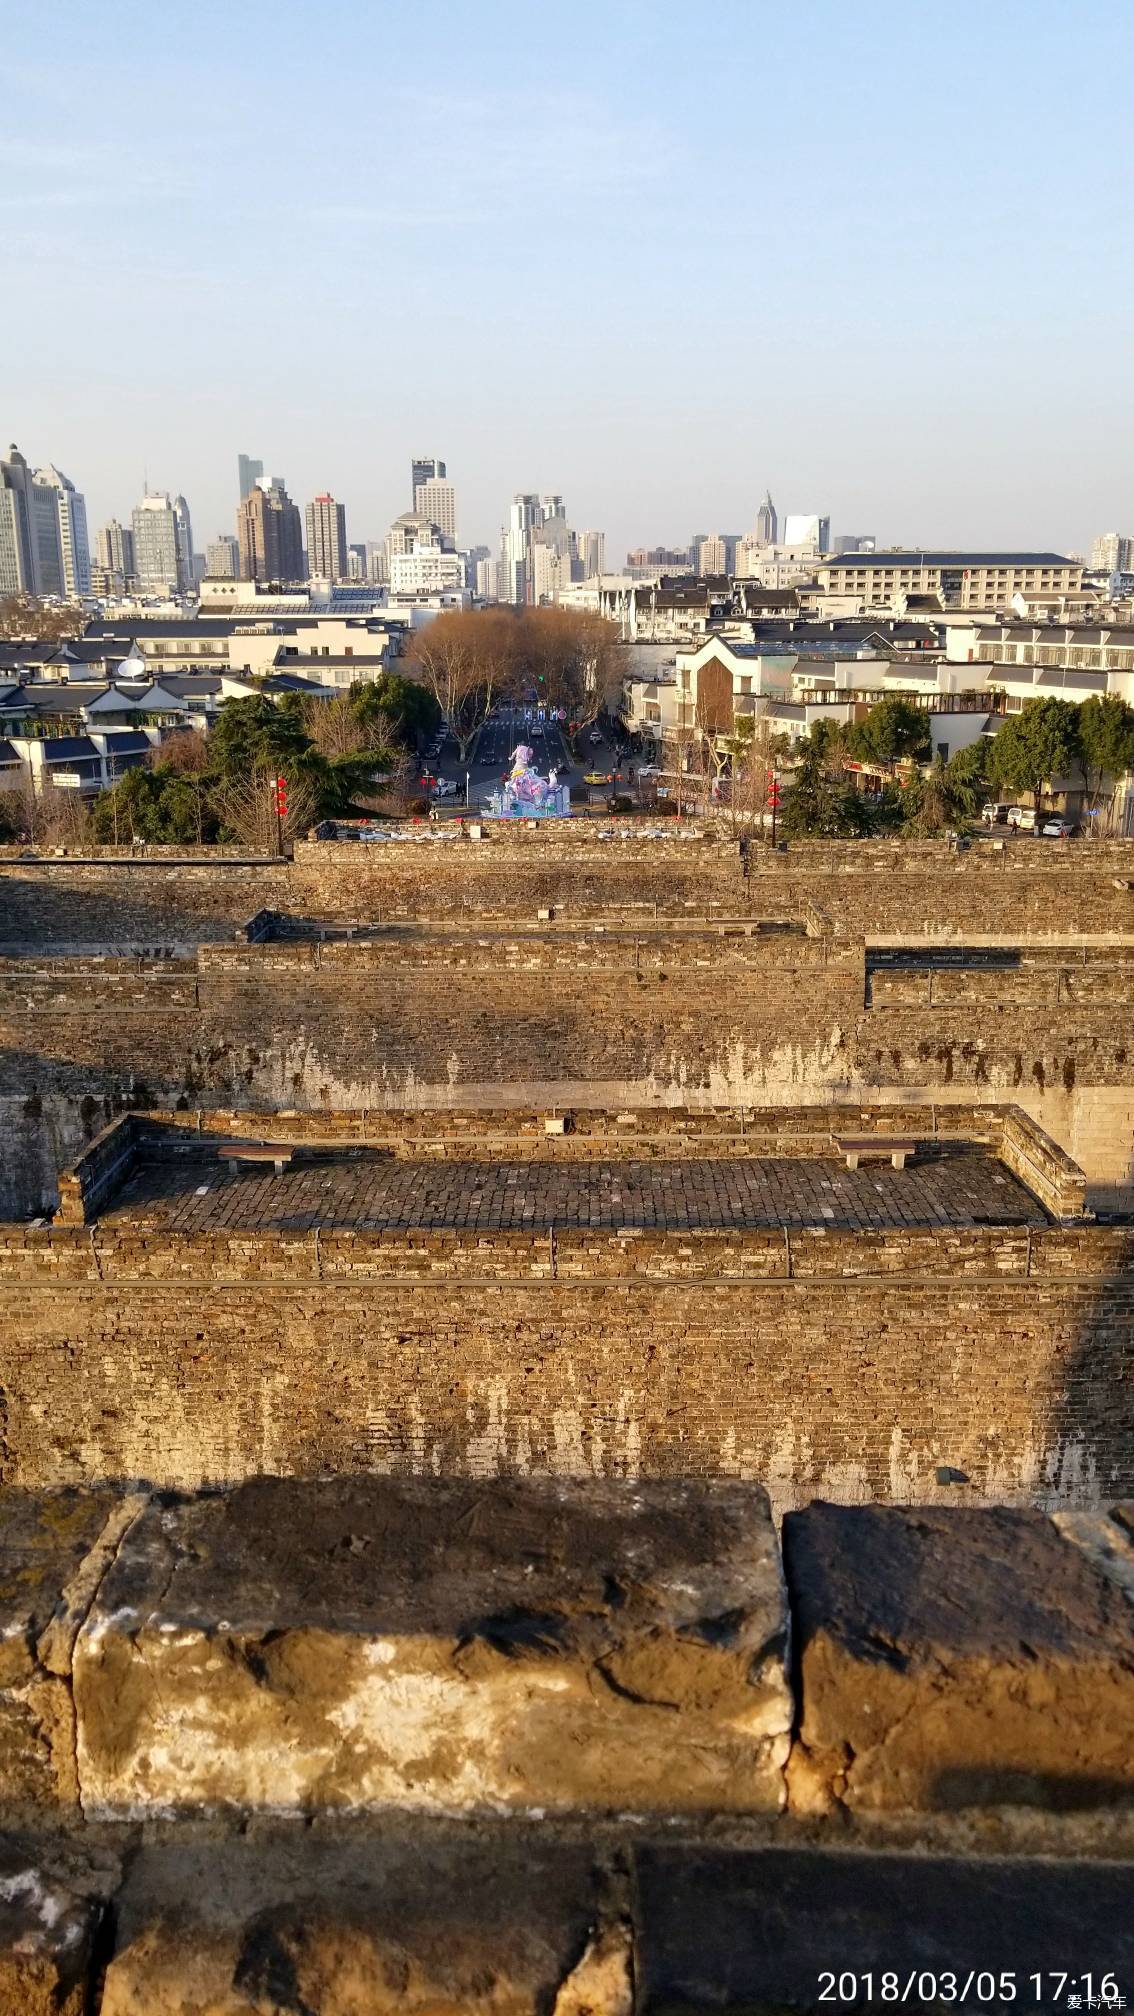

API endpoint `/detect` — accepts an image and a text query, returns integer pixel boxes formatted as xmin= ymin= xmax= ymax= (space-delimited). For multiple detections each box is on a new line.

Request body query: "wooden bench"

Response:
xmin=833 ymin=1135 xmax=919 ymax=1172
xmin=218 ymin=1144 xmax=295 ymax=1177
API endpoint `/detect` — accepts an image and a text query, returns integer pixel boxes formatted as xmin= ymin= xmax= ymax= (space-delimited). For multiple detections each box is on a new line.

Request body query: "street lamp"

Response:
xmin=465 ymin=770 xmax=470 ymax=808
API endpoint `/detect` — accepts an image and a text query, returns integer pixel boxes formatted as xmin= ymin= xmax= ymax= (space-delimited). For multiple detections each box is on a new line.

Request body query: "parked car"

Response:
xmin=1006 ymin=806 xmax=1037 ymax=831
xmin=1041 ymin=817 xmax=1076 ymax=838
xmin=431 ymin=778 xmax=459 ymax=799
xmin=981 ymin=802 xmax=1011 ymax=825
xmin=638 ymin=764 xmax=662 ymax=778
xmin=588 ymin=729 xmax=603 ymax=745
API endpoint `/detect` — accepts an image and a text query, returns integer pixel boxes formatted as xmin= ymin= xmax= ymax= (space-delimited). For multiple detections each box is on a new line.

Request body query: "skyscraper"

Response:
xmin=96 ymin=520 xmax=136 ymax=581
xmin=411 ymin=457 xmax=445 ymax=506
xmin=783 ymin=513 xmax=830 ymax=552
xmin=0 ymin=445 xmax=77 ymax=597
xmin=205 ymin=533 xmax=240 ymax=578
xmin=238 ymin=454 xmax=263 ymax=500
xmin=755 ymin=492 xmax=777 ymax=545
xmin=237 ymin=478 xmax=305 ymax=583
xmin=132 ymin=493 xmax=190 ymax=593
xmin=31 ymin=465 xmax=91 ymax=597
xmin=576 ymin=530 xmax=605 ymax=579
xmin=1092 ymin=531 xmax=1134 ymax=573
xmin=306 ymin=493 xmax=348 ymax=580
xmin=414 ymin=473 xmax=457 ymax=546
xmin=173 ymin=496 xmax=194 ymax=590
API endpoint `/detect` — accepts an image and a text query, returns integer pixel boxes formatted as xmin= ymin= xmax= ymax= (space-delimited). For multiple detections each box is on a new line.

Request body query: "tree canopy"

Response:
xmin=987 ymin=697 xmax=1082 ymax=806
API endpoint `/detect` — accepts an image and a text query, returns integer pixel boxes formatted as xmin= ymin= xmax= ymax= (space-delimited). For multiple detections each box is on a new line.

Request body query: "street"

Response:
xmin=422 ymin=707 xmax=630 ymax=812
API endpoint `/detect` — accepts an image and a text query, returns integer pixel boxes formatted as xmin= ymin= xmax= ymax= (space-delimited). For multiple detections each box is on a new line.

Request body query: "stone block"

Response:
xmin=75 ymin=1476 xmax=790 ymax=1820
xmin=635 ymin=1846 xmax=1134 ymax=2013
xmin=0 ymin=1842 xmax=101 ymax=2016
xmin=783 ymin=1503 xmax=1134 ymax=1814
xmin=0 ymin=1485 xmax=138 ymax=1810
xmin=101 ymin=1822 xmax=632 ymax=2014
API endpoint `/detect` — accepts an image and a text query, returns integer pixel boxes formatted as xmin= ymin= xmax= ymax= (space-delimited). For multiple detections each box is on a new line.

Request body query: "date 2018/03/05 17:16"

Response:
xmin=816 ymin=1975 xmax=1124 ymax=2007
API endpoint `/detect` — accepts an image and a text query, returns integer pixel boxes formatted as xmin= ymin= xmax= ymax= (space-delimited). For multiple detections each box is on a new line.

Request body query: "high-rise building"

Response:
xmin=205 ymin=533 xmax=240 ymax=578
xmin=173 ymin=496 xmax=194 ymax=590
xmin=698 ymin=534 xmax=727 ymax=576
xmin=132 ymin=493 xmax=191 ymax=594
xmin=237 ymin=478 xmax=305 ymax=583
xmin=347 ymin=544 xmax=367 ymax=582
xmin=0 ymin=445 xmax=77 ymax=598
xmin=501 ymin=494 xmax=543 ymax=604
xmin=1092 ymin=531 xmax=1134 ymax=574
xmin=832 ymin=534 xmax=876 ymax=556
xmin=783 ymin=513 xmax=831 ymax=553
xmin=414 ymin=474 xmax=457 ymax=546
xmin=238 ymin=454 xmax=263 ymax=500
xmin=365 ymin=540 xmax=389 ymax=585
xmin=32 ymin=464 xmax=91 ymax=596
xmin=96 ymin=520 xmax=136 ymax=581
xmin=576 ymin=530 xmax=605 ymax=579
xmin=411 ymin=457 xmax=445 ymax=506
xmin=755 ymin=492 xmax=778 ymax=545
xmin=306 ymin=493 xmax=348 ymax=580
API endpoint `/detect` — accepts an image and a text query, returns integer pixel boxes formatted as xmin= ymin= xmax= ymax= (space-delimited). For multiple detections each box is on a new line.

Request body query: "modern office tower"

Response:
xmin=96 ymin=520 xmax=136 ymax=581
xmin=0 ymin=445 xmax=72 ymax=596
xmin=238 ymin=454 xmax=263 ymax=500
xmin=237 ymin=477 xmax=305 ymax=583
xmin=306 ymin=493 xmax=348 ymax=579
xmin=414 ymin=473 xmax=457 ymax=545
xmin=501 ymin=493 xmax=543 ymax=604
xmin=755 ymin=492 xmax=778 ymax=545
xmin=783 ymin=513 xmax=831 ymax=552
xmin=205 ymin=533 xmax=240 ymax=578
xmin=132 ymin=492 xmax=191 ymax=593
xmin=576 ymin=530 xmax=605 ymax=579
xmin=172 ymin=496 xmax=194 ymax=590
xmin=411 ymin=456 xmax=445 ymax=507
xmin=32 ymin=464 xmax=91 ymax=596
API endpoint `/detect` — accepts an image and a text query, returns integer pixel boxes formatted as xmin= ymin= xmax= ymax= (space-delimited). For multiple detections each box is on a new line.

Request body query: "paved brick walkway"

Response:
xmin=105 ymin=1152 xmax=1044 ymax=1234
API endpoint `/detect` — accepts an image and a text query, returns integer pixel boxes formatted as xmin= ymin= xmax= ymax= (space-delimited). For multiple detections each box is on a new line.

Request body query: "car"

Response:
xmin=431 ymin=778 xmax=459 ymax=799
xmin=637 ymin=764 xmax=662 ymax=778
xmin=588 ymin=729 xmax=603 ymax=745
xmin=1041 ymin=817 xmax=1076 ymax=838
xmin=981 ymin=802 xmax=1011 ymax=826
xmin=1006 ymin=806 xmax=1037 ymax=831
xmin=584 ymin=771 xmax=614 ymax=785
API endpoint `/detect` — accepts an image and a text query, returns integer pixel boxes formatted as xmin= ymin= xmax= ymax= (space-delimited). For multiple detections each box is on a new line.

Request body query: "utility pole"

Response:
xmin=272 ymin=774 xmax=287 ymax=856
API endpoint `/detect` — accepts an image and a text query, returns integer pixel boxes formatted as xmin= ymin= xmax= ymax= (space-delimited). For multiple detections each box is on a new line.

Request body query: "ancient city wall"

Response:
xmin=1 ymin=1208 xmax=1129 ymax=1507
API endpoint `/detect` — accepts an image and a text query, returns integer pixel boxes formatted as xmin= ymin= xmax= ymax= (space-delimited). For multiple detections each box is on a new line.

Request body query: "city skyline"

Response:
xmin=4 ymin=0 xmax=1132 ymax=567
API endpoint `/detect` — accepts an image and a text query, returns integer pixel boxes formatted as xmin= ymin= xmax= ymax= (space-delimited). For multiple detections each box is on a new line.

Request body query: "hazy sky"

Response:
xmin=4 ymin=0 xmax=1132 ymax=564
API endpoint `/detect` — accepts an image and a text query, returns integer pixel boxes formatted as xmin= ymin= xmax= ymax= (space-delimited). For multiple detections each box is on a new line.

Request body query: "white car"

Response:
xmin=432 ymin=778 xmax=459 ymax=799
xmin=637 ymin=764 xmax=662 ymax=778
xmin=1006 ymin=806 xmax=1037 ymax=831
xmin=588 ymin=729 xmax=603 ymax=745
xmin=1041 ymin=817 xmax=1075 ymax=838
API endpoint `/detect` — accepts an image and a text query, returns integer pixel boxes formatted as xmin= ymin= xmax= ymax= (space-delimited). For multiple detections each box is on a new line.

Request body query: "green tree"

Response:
xmin=350 ymin=674 xmax=440 ymax=746
xmin=847 ymin=697 xmax=931 ymax=766
xmin=943 ymin=736 xmax=991 ymax=817
xmin=988 ymin=697 xmax=1082 ymax=809
xmin=1077 ymin=695 xmax=1134 ymax=818
xmin=781 ymin=743 xmax=878 ymax=838
xmin=901 ymin=755 xmax=953 ymax=835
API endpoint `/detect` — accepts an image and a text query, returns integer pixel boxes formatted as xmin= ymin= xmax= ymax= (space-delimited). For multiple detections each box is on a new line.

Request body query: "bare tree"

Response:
xmin=214 ymin=766 xmax=317 ymax=850
xmin=0 ymin=777 xmax=91 ymax=847
xmin=408 ymin=610 xmax=521 ymax=760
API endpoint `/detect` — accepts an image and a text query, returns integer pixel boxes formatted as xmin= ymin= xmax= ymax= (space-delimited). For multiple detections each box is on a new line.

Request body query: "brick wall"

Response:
xmin=0 ymin=1224 xmax=1129 ymax=1506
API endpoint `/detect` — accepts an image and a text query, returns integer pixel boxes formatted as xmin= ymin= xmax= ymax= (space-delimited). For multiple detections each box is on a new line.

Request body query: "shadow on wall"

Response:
xmin=0 ymin=867 xmax=281 ymax=949
xmin=1052 ymin=1229 xmax=1134 ymax=1504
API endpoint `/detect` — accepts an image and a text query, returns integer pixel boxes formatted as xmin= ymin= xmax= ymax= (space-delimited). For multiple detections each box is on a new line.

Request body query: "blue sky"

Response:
xmin=3 ymin=0 xmax=1132 ymax=563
